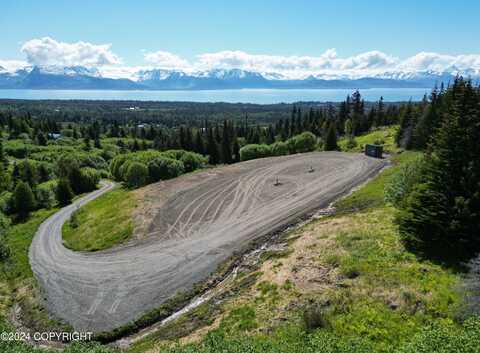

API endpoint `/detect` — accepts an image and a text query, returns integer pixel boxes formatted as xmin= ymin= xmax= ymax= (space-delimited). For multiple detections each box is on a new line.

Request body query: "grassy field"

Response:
xmin=335 ymin=151 xmax=420 ymax=214
xmin=62 ymin=187 xmax=136 ymax=251
xmin=0 ymin=209 xmax=58 ymax=319
xmin=339 ymin=125 xmax=401 ymax=154
xmin=0 ymin=208 xmax=77 ymax=342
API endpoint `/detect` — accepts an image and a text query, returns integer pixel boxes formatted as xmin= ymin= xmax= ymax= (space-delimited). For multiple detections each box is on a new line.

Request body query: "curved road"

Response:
xmin=29 ymin=152 xmax=386 ymax=333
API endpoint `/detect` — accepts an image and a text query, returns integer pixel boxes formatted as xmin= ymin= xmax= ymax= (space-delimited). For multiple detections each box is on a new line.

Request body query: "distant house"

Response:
xmin=48 ymin=133 xmax=61 ymax=140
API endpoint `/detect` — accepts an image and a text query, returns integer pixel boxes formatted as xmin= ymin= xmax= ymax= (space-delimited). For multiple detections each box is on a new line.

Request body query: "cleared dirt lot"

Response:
xmin=29 ymin=152 xmax=386 ymax=333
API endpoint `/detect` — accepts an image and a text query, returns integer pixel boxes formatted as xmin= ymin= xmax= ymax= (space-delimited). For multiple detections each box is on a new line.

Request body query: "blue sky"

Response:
xmin=1 ymin=0 xmax=480 ymax=78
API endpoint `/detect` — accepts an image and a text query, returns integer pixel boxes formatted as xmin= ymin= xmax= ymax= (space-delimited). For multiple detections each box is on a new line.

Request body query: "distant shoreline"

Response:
xmin=0 ymin=87 xmax=429 ymax=104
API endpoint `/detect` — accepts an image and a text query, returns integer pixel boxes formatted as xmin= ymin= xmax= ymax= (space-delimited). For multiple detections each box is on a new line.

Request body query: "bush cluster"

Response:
xmin=110 ymin=149 xmax=206 ymax=188
xmin=240 ymin=132 xmax=318 ymax=161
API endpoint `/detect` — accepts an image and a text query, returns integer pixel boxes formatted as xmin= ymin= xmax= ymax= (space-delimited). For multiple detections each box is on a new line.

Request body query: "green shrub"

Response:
xmin=384 ymin=155 xmax=425 ymax=207
xmin=0 ymin=212 xmax=10 ymax=260
xmin=81 ymin=155 xmax=108 ymax=170
xmin=79 ymin=167 xmax=100 ymax=193
xmin=271 ymin=141 xmax=289 ymax=156
xmin=56 ymin=178 xmax=74 ymax=206
xmin=163 ymin=149 xmax=188 ymax=160
xmin=303 ymin=304 xmax=330 ymax=332
xmin=125 ymin=162 xmax=148 ymax=188
xmin=0 ymin=192 xmax=14 ymax=214
xmin=180 ymin=151 xmax=207 ymax=172
xmin=148 ymin=157 xmax=185 ymax=182
xmin=111 ymin=149 xmax=204 ymax=186
xmin=398 ymin=317 xmax=480 ymax=353
xmin=240 ymin=144 xmax=272 ymax=161
xmin=14 ymin=181 xmax=36 ymax=219
xmin=35 ymin=180 xmax=58 ymax=209
xmin=110 ymin=154 xmax=128 ymax=181
xmin=286 ymin=131 xmax=318 ymax=154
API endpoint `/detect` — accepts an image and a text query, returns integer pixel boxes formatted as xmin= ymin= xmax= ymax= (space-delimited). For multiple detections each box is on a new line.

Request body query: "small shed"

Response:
xmin=364 ymin=144 xmax=383 ymax=158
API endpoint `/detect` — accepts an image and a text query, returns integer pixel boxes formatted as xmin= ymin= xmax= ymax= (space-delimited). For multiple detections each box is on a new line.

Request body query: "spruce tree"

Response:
xmin=94 ymin=137 xmax=102 ymax=149
xmin=56 ymin=179 xmax=74 ymax=206
xmin=397 ymin=78 xmax=480 ymax=260
xmin=233 ymin=137 xmax=240 ymax=163
xmin=395 ymin=102 xmax=416 ymax=149
xmin=376 ymin=96 xmax=385 ymax=126
xmin=324 ymin=122 xmax=338 ymax=151
xmin=36 ymin=132 xmax=47 ymax=146
xmin=207 ymin=128 xmax=219 ymax=165
xmin=221 ymin=121 xmax=232 ymax=164
xmin=350 ymin=90 xmax=364 ymax=135
xmin=14 ymin=181 xmax=35 ymax=220
xmin=0 ymin=139 xmax=7 ymax=168
xmin=194 ymin=130 xmax=205 ymax=155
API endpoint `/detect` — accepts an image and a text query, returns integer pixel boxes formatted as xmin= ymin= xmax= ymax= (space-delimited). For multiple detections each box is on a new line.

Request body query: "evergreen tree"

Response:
xmin=396 ymin=102 xmax=417 ymax=149
xmin=221 ymin=120 xmax=232 ymax=164
xmin=266 ymin=125 xmax=275 ymax=145
xmin=397 ymin=78 xmax=480 ymax=260
xmin=376 ymin=96 xmax=385 ymax=127
xmin=232 ymin=136 xmax=241 ymax=163
xmin=18 ymin=160 xmax=38 ymax=188
xmin=344 ymin=119 xmax=353 ymax=137
xmin=94 ymin=137 xmax=102 ymax=149
xmin=350 ymin=90 xmax=364 ymax=135
xmin=411 ymin=88 xmax=442 ymax=150
xmin=194 ymin=130 xmax=205 ymax=155
xmin=132 ymin=139 xmax=140 ymax=151
xmin=56 ymin=179 xmax=74 ymax=206
xmin=0 ymin=139 xmax=8 ymax=168
xmin=83 ymin=137 xmax=91 ymax=151
xmin=324 ymin=122 xmax=338 ymax=151
xmin=207 ymin=128 xmax=219 ymax=165
xmin=14 ymin=181 xmax=35 ymax=219
xmin=36 ymin=132 xmax=47 ymax=146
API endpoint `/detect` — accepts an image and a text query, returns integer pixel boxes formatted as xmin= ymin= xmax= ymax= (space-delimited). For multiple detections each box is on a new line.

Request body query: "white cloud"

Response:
xmin=4 ymin=37 xmax=480 ymax=79
xmin=196 ymin=49 xmax=398 ymax=74
xmin=144 ymin=51 xmax=190 ymax=69
xmin=190 ymin=49 xmax=480 ymax=78
xmin=20 ymin=37 xmax=121 ymax=67
xmin=399 ymin=52 xmax=480 ymax=74
xmin=0 ymin=59 xmax=29 ymax=72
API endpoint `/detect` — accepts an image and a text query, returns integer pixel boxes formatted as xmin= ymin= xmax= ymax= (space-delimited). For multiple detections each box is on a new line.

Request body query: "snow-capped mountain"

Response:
xmin=0 ymin=65 xmax=475 ymax=90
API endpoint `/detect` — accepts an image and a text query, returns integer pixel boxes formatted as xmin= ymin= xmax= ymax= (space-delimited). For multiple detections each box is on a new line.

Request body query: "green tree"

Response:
xmin=207 ymin=128 xmax=219 ymax=165
xmin=396 ymin=102 xmax=417 ymax=149
xmin=194 ymin=130 xmax=205 ymax=155
xmin=125 ymin=162 xmax=148 ymax=188
xmin=56 ymin=179 xmax=74 ymax=206
xmin=14 ymin=181 xmax=36 ymax=219
xmin=221 ymin=120 xmax=232 ymax=164
xmin=0 ymin=211 xmax=10 ymax=260
xmin=232 ymin=137 xmax=241 ymax=163
xmin=324 ymin=123 xmax=338 ymax=151
xmin=148 ymin=157 xmax=184 ymax=182
xmin=36 ymin=132 xmax=48 ymax=146
xmin=0 ymin=139 xmax=8 ymax=168
xmin=397 ymin=79 xmax=480 ymax=260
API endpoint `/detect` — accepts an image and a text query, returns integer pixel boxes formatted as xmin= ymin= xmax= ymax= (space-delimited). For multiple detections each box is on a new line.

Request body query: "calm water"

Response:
xmin=0 ymin=88 xmax=429 ymax=104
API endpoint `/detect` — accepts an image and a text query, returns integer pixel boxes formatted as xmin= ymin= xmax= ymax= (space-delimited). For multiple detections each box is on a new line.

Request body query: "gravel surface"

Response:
xmin=29 ymin=152 xmax=386 ymax=333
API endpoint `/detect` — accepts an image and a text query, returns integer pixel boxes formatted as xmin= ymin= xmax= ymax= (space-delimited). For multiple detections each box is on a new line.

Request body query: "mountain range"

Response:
xmin=0 ymin=65 xmax=472 ymax=90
